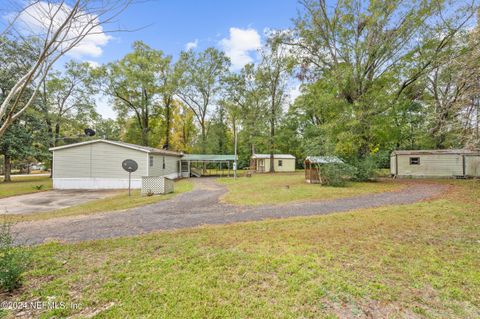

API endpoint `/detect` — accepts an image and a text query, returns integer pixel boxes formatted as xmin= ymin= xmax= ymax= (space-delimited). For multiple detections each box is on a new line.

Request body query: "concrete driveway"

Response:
xmin=0 ymin=190 xmax=120 ymax=215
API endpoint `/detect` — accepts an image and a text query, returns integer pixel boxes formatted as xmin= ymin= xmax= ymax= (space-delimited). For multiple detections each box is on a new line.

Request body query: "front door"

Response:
xmin=258 ymin=159 xmax=264 ymax=172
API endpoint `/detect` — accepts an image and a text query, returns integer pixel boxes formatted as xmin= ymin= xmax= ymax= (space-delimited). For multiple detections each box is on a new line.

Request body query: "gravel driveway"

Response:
xmin=13 ymin=178 xmax=447 ymax=245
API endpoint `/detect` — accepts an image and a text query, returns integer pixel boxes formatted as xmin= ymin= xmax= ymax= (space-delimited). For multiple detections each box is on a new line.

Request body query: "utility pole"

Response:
xmin=234 ymin=124 xmax=237 ymax=179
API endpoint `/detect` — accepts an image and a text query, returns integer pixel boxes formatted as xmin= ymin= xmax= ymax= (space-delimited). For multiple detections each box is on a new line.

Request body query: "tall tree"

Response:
xmin=0 ymin=0 xmax=130 ymax=137
xmin=40 ymin=60 xmax=97 ymax=149
xmin=288 ymin=0 xmax=477 ymax=157
xmin=257 ymin=38 xmax=295 ymax=172
xmin=177 ymin=47 xmax=230 ymax=152
xmin=98 ymin=41 xmax=165 ymax=146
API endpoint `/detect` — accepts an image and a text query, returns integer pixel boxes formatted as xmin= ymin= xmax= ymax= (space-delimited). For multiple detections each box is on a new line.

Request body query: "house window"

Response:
xmin=409 ymin=157 xmax=420 ymax=165
xmin=162 ymin=156 xmax=166 ymax=169
xmin=149 ymin=155 xmax=153 ymax=167
xmin=181 ymin=161 xmax=189 ymax=172
xmin=278 ymin=160 xmax=283 ymax=167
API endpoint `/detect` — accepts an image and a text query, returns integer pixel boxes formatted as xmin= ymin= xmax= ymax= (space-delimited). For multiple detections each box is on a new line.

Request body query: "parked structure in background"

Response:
xmin=304 ymin=156 xmax=344 ymax=184
xmin=180 ymin=154 xmax=237 ymax=178
xmin=390 ymin=149 xmax=480 ymax=178
xmin=250 ymin=154 xmax=296 ymax=172
xmin=50 ymin=139 xmax=237 ymax=189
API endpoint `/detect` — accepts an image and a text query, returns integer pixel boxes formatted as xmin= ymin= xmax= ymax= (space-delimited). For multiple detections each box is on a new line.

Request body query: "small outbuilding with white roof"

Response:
xmin=250 ymin=154 xmax=296 ymax=172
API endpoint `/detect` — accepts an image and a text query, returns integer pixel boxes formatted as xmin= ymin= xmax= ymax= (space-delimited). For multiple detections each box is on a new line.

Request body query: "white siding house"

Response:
xmin=390 ymin=149 xmax=480 ymax=178
xmin=50 ymin=140 xmax=183 ymax=189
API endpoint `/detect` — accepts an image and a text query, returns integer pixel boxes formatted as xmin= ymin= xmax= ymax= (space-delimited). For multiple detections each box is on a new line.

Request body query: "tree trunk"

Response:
xmin=269 ymin=102 xmax=275 ymax=173
xmin=164 ymin=101 xmax=171 ymax=149
xmin=4 ymin=154 xmax=11 ymax=182
xmin=201 ymin=122 xmax=206 ymax=153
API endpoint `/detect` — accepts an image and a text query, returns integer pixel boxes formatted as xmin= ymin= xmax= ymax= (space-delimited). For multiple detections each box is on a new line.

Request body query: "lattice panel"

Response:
xmin=141 ymin=176 xmax=174 ymax=195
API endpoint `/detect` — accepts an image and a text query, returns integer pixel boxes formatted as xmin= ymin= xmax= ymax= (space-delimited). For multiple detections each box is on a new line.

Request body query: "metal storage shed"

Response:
xmin=390 ymin=149 xmax=480 ymax=178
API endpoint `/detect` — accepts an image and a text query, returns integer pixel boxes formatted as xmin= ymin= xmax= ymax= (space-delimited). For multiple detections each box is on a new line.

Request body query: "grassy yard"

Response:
xmin=0 ymin=175 xmax=52 ymax=199
xmin=5 ymin=179 xmax=194 ymax=222
xmin=218 ymin=172 xmax=404 ymax=206
xmin=1 ymin=179 xmax=478 ymax=318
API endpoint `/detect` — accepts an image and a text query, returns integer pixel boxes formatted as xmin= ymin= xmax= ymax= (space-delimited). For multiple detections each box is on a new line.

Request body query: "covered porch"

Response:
xmin=181 ymin=154 xmax=237 ymax=177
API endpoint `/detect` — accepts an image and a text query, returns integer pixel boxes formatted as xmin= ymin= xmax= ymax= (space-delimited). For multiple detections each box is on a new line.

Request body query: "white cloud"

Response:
xmin=220 ymin=27 xmax=261 ymax=70
xmin=185 ymin=39 xmax=198 ymax=50
xmin=85 ymin=60 xmax=100 ymax=68
xmin=12 ymin=1 xmax=111 ymax=58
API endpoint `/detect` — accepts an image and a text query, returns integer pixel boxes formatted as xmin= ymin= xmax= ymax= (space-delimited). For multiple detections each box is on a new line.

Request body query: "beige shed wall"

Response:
xmin=148 ymin=154 xmax=181 ymax=177
xmin=53 ymin=142 xmax=148 ymax=179
xmin=396 ymin=154 xmax=463 ymax=177
xmin=256 ymin=158 xmax=295 ymax=172
xmin=465 ymin=155 xmax=480 ymax=176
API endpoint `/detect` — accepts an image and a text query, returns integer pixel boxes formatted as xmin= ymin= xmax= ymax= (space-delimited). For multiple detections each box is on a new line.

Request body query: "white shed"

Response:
xmin=390 ymin=149 xmax=480 ymax=178
xmin=50 ymin=139 xmax=183 ymax=189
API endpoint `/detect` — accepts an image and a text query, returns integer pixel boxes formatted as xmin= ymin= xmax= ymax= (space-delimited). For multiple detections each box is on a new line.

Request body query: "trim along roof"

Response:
xmin=251 ymin=154 xmax=296 ymax=159
xmin=49 ymin=139 xmax=183 ymax=157
xmin=391 ymin=149 xmax=480 ymax=156
xmin=305 ymin=156 xmax=344 ymax=164
xmin=182 ymin=154 xmax=237 ymax=161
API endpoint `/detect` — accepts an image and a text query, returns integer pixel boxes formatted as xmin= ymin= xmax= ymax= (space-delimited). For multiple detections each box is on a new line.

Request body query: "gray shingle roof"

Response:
xmin=391 ymin=149 xmax=480 ymax=156
xmin=49 ymin=139 xmax=183 ymax=156
xmin=251 ymin=154 xmax=296 ymax=159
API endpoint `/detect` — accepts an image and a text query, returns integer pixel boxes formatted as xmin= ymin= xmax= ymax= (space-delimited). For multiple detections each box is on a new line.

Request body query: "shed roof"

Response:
xmin=391 ymin=149 xmax=480 ymax=156
xmin=182 ymin=154 xmax=237 ymax=161
xmin=49 ymin=139 xmax=183 ymax=157
xmin=251 ymin=154 xmax=296 ymax=159
xmin=305 ymin=156 xmax=344 ymax=164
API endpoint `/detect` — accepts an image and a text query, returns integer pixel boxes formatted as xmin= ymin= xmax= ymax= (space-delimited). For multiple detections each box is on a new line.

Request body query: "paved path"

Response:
xmin=13 ymin=179 xmax=447 ymax=245
xmin=0 ymin=190 xmax=120 ymax=214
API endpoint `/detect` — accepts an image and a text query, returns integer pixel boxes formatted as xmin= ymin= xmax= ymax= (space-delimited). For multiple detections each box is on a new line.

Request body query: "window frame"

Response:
xmin=409 ymin=157 xmax=420 ymax=165
xmin=149 ymin=155 xmax=154 ymax=167
xmin=278 ymin=159 xmax=283 ymax=167
xmin=162 ymin=156 xmax=166 ymax=169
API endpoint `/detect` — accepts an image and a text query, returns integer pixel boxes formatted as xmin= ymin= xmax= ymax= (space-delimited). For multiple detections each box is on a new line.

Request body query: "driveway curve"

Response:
xmin=13 ymin=179 xmax=447 ymax=245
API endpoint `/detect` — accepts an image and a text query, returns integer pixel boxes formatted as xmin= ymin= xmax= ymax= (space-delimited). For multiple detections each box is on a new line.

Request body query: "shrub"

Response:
xmin=33 ymin=184 xmax=44 ymax=190
xmin=350 ymin=156 xmax=378 ymax=181
xmin=319 ymin=164 xmax=355 ymax=187
xmin=0 ymin=221 xmax=29 ymax=292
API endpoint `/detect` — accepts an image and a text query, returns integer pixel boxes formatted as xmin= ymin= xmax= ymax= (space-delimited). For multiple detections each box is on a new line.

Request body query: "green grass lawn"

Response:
xmin=1 ymin=180 xmax=478 ymax=318
xmin=0 ymin=175 xmax=52 ymax=199
xmin=5 ymin=179 xmax=194 ymax=222
xmin=217 ymin=172 xmax=404 ymax=206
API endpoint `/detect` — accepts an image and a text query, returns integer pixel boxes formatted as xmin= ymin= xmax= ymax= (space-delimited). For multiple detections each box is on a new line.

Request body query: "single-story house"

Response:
xmin=304 ymin=156 xmax=344 ymax=184
xmin=50 ymin=139 xmax=183 ymax=189
xmin=390 ymin=149 xmax=480 ymax=178
xmin=250 ymin=154 xmax=296 ymax=172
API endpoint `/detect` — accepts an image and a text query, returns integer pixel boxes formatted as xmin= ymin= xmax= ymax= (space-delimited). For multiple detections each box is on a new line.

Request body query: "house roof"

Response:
xmin=391 ymin=149 xmax=480 ymax=156
xmin=305 ymin=156 xmax=344 ymax=164
xmin=251 ymin=154 xmax=296 ymax=159
xmin=182 ymin=154 xmax=237 ymax=161
xmin=49 ymin=139 xmax=183 ymax=157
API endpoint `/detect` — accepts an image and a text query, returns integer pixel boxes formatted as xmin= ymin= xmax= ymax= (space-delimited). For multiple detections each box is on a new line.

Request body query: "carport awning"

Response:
xmin=182 ymin=154 xmax=237 ymax=161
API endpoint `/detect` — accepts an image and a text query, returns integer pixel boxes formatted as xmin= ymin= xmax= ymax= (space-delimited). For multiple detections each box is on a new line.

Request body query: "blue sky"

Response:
xmin=3 ymin=0 xmax=301 ymax=118
xmin=88 ymin=0 xmax=300 ymax=118
xmin=90 ymin=0 xmax=299 ymax=65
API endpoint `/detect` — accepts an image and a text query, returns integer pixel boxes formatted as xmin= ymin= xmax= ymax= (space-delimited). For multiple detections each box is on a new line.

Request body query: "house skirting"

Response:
xmin=53 ymin=178 xmax=142 ymax=189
